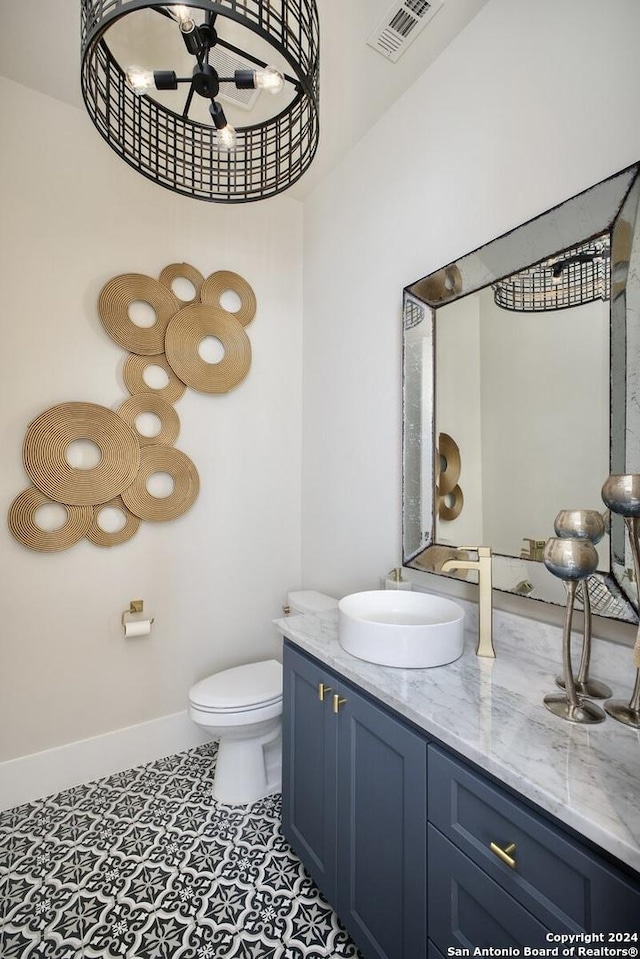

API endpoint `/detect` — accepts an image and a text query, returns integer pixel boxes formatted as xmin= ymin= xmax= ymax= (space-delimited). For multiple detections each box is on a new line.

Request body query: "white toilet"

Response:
xmin=188 ymin=590 xmax=338 ymax=805
xmin=189 ymin=659 xmax=283 ymax=805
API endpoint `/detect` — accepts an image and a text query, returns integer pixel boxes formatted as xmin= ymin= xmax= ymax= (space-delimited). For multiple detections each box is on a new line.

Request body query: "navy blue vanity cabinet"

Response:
xmin=282 ymin=641 xmax=339 ymax=903
xmin=283 ymin=639 xmax=640 ymax=957
xmin=427 ymin=745 xmax=640 ymax=942
xmin=282 ymin=642 xmax=428 ymax=959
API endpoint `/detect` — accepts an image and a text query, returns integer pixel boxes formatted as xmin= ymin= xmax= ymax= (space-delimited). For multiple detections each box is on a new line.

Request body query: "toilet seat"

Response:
xmin=189 ymin=659 xmax=282 ymax=713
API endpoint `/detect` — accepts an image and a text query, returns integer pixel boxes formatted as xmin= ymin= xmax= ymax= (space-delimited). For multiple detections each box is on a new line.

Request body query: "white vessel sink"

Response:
xmin=338 ymin=590 xmax=465 ymax=668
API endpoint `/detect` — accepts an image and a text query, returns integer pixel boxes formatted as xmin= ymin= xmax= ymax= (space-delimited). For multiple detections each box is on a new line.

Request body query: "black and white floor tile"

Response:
xmin=0 ymin=743 xmax=362 ymax=959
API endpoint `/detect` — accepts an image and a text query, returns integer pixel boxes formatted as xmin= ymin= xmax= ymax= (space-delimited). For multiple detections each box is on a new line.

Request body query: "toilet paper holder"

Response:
xmin=121 ymin=599 xmax=154 ymax=629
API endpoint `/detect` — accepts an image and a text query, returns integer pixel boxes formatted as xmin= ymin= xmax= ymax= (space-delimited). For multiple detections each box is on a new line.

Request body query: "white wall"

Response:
xmin=301 ymin=0 xmax=640 ymax=602
xmin=0 ymin=77 xmax=303 ymax=764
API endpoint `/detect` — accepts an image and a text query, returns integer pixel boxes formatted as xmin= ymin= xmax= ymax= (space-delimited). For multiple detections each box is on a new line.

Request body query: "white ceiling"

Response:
xmin=0 ymin=0 xmax=488 ymax=199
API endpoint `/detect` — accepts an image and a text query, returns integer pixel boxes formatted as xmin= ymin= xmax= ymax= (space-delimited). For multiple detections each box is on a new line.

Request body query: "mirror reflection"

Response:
xmin=402 ymin=162 xmax=640 ymax=623
xmin=435 ymin=289 xmax=609 ymax=562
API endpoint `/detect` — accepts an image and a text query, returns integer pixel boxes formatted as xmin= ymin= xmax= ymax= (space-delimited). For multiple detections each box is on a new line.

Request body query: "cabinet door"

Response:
xmin=282 ymin=645 xmax=338 ymax=903
xmin=428 ymin=826 xmax=551 ymax=949
xmin=336 ymin=682 xmax=428 ymax=959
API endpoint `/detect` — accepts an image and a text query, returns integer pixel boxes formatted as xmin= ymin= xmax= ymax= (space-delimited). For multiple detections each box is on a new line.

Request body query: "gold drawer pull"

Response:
xmin=318 ymin=683 xmax=332 ymax=702
xmin=490 ymin=841 xmax=517 ymax=869
xmin=333 ymin=693 xmax=347 ymax=714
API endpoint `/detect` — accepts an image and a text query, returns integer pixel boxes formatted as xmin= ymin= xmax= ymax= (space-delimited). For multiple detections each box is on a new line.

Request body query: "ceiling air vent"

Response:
xmin=367 ymin=0 xmax=444 ymax=62
xmin=210 ymin=47 xmax=261 ymax=110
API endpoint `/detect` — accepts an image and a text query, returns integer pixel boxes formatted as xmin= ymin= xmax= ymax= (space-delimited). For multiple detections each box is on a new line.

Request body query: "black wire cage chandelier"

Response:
xmin=81 ymin=1 xmax=320 ymax=203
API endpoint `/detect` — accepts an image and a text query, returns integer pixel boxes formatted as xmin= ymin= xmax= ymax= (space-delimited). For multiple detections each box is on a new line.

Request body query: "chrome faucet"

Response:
xmin=441 ymin=546 xmax=495 ymax=658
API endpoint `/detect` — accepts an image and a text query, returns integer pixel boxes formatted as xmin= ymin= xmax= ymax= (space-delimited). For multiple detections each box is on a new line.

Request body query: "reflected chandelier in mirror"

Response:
xmin=402 ymin=161 xmax=640 ymax=624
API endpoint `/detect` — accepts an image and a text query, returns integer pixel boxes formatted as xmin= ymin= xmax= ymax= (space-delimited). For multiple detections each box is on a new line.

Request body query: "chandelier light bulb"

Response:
xmin=125 ymin=65 xmax=155 ymax=96
xmin=254 ymin=66 xmax=285 ymax=95
xmin=167 ymin=4 xmax=192 ymax=24
xmin=217 ymin=124 xmax=237 ymax=151
xmin=210 ymin=100 xmax=236 ymax=150
xmin=166 ymin=4 xmax=197 ymax=40
xmin=180 ymin=16 xmax=196 ymax=33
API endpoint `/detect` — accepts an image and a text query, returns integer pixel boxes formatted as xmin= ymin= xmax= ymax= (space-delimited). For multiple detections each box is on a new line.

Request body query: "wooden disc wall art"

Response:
xmin=164 ymin=304 xmax=252 ymax=394
xmin=8 ymin=487 xmax=94 ymax=552
xmin=122 ymin=353 xmax=187 ymax=404
xmin=86 ymin=495 xmax=140 ymax=548
xmin=98 ymin=274 xmax=180 ymax=355
xmin=159 ymin=263 xmax=205 ymax=306
xmin=8 ymin=263 xmax=257 ymax=551
xmin=117 ymin=394 xmax=180 ymax=447
xmin=200 ymin=270 xmax=257 ymax=326
xmin=120 ymin=446 xmax=200 ymax=522
xmin=23 ymin=402 xmax=141 ymax=506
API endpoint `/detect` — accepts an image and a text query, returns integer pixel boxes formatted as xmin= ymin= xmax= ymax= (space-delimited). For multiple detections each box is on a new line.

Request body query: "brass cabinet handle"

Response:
xmin=490 ymin=841 xmax=517 ymax=869
xmin=333 ymin=693 xmax=347 ymax=714
xmin=318 ymin=682 xmax=332 ymax=702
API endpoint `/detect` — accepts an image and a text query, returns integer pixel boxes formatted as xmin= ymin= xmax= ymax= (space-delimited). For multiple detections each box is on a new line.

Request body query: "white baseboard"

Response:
xmin=0 ymin=711 xmax=210 ymax=811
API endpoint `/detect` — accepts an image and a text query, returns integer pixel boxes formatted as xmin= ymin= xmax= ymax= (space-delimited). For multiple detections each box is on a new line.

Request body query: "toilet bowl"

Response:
xmin=189 ymin=590 xmax=338 ymax=805
xmin=189 ymin=659 xmax=283 ymax=806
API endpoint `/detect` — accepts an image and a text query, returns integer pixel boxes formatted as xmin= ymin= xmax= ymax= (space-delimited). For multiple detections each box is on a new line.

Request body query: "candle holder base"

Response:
xmin=544 ymin=693 xmax=606 ymax=724
xmin=555 ymin=675 xmax=612 ymax=699
xmin=604 ymin=700 xmax=640 ymax=728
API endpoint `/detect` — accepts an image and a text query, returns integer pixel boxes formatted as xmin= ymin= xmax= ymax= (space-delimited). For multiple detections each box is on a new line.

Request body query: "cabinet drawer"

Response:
xmin=428 ymin=745 xmax=640 ymax=932
xmin=429 ymin=825 xmax=550 ymax=949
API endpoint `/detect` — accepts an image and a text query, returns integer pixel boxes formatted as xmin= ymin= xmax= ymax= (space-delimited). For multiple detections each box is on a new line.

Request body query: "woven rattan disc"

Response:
xmin=122 ymin=353 xmax=186 ymax=404
xmin=117 ymin=394 xmax=180 ymax=447
xmin=165 ymin=304 xmax=251 ymax=394
xmin=159 ymin=263 xmax=205 ymax=306
xmin=120 ymin=445 xmax=199 ymax=522
xmin=23 ymin=402 xmax=141 ymax=506
xmin=8 ymin=486 xmax=93 ymax=552
xmin=200 ymin=271 xmax=257 ymax=326
xmin=86 ymin=495 xmax=140 ymax=547
xmin=98 ymin=274 xmax=180 ymax=355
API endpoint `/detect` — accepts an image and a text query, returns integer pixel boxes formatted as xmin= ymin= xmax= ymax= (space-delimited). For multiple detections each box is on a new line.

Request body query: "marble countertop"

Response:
xmin=275 ymin=601 xmax=640 ymax=876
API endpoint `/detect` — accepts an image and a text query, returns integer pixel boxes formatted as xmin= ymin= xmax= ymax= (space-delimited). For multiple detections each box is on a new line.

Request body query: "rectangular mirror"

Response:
xmin=403 ymin=162 xmax=640 ymax=623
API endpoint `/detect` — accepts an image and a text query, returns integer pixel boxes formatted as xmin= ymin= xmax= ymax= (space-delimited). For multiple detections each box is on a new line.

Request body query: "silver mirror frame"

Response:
xmin=402 ymin=161 xmax=640 ymax=624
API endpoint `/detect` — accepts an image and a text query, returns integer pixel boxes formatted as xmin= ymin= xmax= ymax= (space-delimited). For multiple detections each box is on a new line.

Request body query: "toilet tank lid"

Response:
xmin=190 ymin=659 xmax=282 ymax=710
xmin=288 ymin=590 xmax=338 ymax=614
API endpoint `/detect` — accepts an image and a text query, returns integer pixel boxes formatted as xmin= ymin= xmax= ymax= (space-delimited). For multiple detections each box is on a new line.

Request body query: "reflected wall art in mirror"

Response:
xmin=402 ymin=161 xmax=640 ymax=624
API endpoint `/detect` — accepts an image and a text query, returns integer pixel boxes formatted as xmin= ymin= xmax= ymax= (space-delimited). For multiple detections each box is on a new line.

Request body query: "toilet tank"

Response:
xmin=286 ymin=590 xmax=338 ymax=615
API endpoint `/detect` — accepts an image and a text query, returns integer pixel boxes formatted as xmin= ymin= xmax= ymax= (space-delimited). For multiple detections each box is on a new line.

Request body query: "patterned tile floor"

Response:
xmin=0 ymin=743 xmax=362 ymax=959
